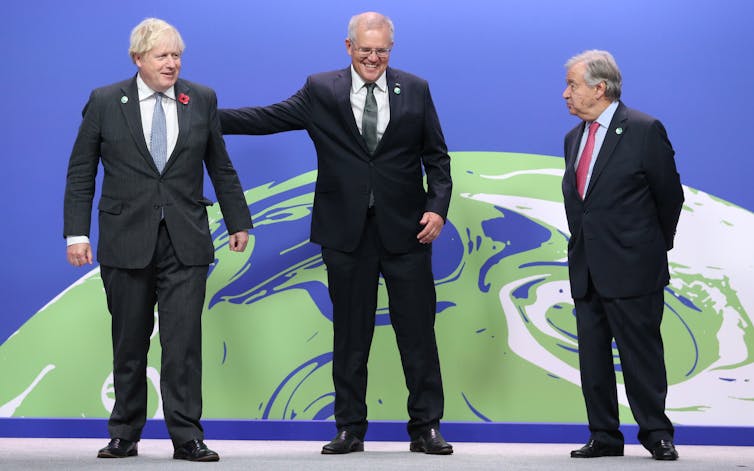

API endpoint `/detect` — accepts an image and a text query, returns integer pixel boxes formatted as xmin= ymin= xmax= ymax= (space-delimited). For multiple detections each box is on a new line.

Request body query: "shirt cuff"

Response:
xmin=66 ymin=235 xmax=90 ymax=246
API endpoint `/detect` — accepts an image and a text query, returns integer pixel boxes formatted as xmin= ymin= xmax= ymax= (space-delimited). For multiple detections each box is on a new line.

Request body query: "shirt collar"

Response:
xmin=350 ymin=65 xmax=387 ymax=93
xmin=136 ymin=73 xmax=176 ymax=101
xmin=594 ymin=101 xmax=619 ymax=129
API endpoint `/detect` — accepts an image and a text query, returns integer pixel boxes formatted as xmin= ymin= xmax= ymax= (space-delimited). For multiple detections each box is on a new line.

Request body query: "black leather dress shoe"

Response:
xmin=321 ymin=430 xmax=364 ymax=454
xmin=651 ymin=440 xmax=679 ymax=460
xmin=410 ymin=427 xmax=453 ymax=455
xmin=173 ymin=439 xmax=220 ymax=462
xmin=570 ymin=439 xmax=623 ymax=458
xmin=97 ymin=438 xmax=138 ymax=458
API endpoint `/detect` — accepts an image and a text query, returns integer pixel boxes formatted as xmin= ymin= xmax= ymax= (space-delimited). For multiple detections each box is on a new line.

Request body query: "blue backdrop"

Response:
xmin=2 ymin=0 xmax=753 ymax=425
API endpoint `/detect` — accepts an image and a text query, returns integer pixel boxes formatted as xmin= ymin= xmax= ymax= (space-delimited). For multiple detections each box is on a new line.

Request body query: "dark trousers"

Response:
xmin=321 ymin=212 xmax=444 ymax=440
xmin=574 ymin=278 xmax=674 ymax=450
xmin=100 ymin=222 xmax=208 ymax=446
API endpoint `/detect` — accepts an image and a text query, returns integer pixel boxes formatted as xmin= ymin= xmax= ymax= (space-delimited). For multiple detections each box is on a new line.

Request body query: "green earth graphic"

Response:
xmin=1 ymin=152 xmax=752 ymax=426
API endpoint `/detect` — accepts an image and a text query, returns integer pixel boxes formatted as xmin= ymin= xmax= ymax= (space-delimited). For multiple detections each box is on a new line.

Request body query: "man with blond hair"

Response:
xmin=64 ymin=18 xmax=251 ymax=461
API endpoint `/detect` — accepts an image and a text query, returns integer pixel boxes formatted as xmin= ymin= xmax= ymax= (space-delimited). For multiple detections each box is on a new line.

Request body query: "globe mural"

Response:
xmin=1 ymin=152 xmax=752 ymax=427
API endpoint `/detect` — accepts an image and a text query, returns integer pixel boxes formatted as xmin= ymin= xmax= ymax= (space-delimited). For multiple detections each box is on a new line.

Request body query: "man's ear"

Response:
xmin=594 ymin=80 xmax=607 ymax=100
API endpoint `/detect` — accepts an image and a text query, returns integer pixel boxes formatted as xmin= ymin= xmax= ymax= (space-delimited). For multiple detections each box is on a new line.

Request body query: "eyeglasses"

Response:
xmin=353 ymin=46 xmax=391 ymax=58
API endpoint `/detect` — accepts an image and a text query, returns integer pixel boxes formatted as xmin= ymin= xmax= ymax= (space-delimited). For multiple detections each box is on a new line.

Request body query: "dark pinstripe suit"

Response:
xmin=64 ymin=76 xmax=251 ymax=444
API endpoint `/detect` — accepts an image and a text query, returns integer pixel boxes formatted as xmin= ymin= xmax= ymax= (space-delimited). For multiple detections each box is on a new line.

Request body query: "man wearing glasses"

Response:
xmin=220 ymin=11 xmax=452 ymax=456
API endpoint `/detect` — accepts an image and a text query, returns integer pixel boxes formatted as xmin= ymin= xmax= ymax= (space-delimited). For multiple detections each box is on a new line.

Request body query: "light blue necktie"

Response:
xmin=150 ymin=92 xmax=167 ymax=173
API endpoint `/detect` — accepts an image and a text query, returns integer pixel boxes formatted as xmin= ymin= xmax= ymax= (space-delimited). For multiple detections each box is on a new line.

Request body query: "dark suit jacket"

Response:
xmin=220 ymin=67 xmax=452 ymax=253
xmin=64 ymin=76 xmax=252 ymax=268
xmin=562 ymin=102 xmax=684 ymax=299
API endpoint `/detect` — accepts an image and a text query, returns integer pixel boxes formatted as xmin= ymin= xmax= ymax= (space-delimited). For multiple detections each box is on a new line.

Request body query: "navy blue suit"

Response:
xmin=563 ymin=102 xmax=684 ymax=449
xmin=220 ymin=66 xmax=451 ymax=440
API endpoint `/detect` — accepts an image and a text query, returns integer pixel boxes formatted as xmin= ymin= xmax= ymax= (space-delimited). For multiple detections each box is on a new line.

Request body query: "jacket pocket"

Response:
xmin=98 ymin=196 xmax=122 ymax=215
xmin=198 ymin=197 xmax=214 ymax=206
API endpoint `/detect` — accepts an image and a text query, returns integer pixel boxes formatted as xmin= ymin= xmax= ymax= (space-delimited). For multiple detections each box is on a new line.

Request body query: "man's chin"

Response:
xmin=161 ymin=81 xmax=178 ymax=91
xmin=358 ymin=67 xmax=383 ymax=81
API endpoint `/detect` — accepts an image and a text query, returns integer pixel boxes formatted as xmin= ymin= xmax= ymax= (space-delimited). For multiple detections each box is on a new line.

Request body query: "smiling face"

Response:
xmin=346 ymin=22 xmax=392 ymax=83
xmin=134 ymin=36 xmax=182 ymax=92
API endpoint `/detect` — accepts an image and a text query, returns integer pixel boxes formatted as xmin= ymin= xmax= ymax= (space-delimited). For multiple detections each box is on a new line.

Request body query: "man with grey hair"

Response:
xmin=220 ymin=11 xmax=453 ymax=455
xmin=561 ymin=50 xmax=683 ymax=461
xmin=64 ymin=18 xmax=252 ymax=461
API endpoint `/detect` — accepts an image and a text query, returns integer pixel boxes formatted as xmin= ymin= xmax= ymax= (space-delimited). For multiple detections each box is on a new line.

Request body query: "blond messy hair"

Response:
xmin=128 ymin=18 xmax=185 ymax=63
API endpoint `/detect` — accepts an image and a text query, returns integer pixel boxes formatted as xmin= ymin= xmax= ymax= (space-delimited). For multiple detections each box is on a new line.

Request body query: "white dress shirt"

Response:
xmin=350 ymin=66 xmax=390 ymax=140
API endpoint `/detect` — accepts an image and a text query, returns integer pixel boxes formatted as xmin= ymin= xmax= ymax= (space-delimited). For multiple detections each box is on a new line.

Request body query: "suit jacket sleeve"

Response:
xmin=643 ymin=119 xmax=684 ymax=250
xmin=63 ymin=90 xmax=102 ymax=238
xmin=219 ymin=80 xmax=312 ymax=135
xmin=203 ymin=88 xmax=253 ymax=234
xmin=420 ymin=85 xmax=452 ymax=220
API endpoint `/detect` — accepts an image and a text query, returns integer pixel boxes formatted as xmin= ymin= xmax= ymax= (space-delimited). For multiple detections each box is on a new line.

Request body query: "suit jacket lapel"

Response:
xmin=163 ymin=79 xmax=192 ymax=174
xmin=585 ymin=101 xmax=627 ymax=198
xmin=333 ymin=68 xmax=368 ymax=154
xmin=565 ymin=122 xmax=585 ymax=188
xmin=379 ymin=68 xmax=401 ymax=151
xmin=119 ymin=77 xmax=155 ymax=170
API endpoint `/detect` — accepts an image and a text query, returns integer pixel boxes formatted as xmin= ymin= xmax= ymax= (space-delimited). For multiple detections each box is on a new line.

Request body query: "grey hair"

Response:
xmin=348 ymin=12 xmax=395 ymax=43
xmin=128 ymin=18 xmax=185 ymax=63
xmin=565 ymin=50 xmax=622 ymax=101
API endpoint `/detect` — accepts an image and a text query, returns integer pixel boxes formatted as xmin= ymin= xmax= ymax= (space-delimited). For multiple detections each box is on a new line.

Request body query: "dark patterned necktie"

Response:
xmin=362 ymin=83 xmax=378 ymax=154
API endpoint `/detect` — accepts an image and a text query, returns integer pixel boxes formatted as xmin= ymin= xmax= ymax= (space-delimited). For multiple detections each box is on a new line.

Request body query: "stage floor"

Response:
xmin=1 ymin=439 xmax=752 ymax=470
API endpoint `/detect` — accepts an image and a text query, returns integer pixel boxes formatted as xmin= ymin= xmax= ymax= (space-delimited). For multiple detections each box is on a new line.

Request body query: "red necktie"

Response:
xmin=575 ymin=121 xmax=600 ymax=198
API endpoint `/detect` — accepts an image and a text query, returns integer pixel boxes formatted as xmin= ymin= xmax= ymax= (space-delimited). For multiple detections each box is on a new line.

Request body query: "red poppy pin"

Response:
xmin=178 ymin=93 xmax=190 ymax=105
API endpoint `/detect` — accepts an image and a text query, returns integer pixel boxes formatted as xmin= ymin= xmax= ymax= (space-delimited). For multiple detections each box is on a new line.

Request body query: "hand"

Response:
xmin=417 ymin=211 xmax=445 ymax=244
xmin=228 ymin=230 xmax=249 ymax=252
xmin=67 ymin=243 xmax=93 ymax=267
